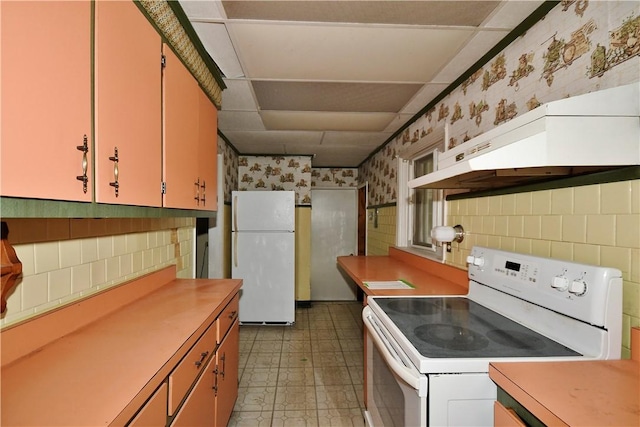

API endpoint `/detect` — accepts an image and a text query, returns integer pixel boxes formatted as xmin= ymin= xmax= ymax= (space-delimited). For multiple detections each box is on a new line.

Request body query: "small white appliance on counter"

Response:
xmin=363 ymin=246 xmax=622 ymax=427
xmin=232 ymin=190 xmax=295 ymax=324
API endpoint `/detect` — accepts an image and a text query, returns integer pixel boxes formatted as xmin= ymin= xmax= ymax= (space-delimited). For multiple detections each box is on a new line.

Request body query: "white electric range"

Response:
xmin=362 ymin=246 xmax=622 ymax=427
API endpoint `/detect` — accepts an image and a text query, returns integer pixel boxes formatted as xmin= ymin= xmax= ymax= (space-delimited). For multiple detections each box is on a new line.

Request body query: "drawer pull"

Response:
xmin=108 ymin=147 xmax=119 ymax=197
xmin=194 ymin=351 xmax=209 ymax=368
xmin=212 ymin=366 xmax=219 ymax=393
xmin=220 ymin=353 xmax=226 ymax=378
xmin=229 ymin=310 xmax=237 ymax=320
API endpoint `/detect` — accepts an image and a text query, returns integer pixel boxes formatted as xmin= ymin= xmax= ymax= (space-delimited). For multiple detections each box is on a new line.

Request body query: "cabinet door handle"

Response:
xmin=220 ymin=353 xmax=226 ymax=378
xmin=212 ymin=365 xmax=219 ymax=394
xmin=194 ymin=178 xmax=200 ymax=205
xmin=194 ymin=351 xmax=209 ymax=368
xmin=108 ymin=147 xmax=119 ymax=197
xmin=200 ymin=180 xmax=206 ymax=206
xmin=229 ymin=310 xmax=237 ymax=320
xmin=76 ymin=134 xmax=89 ymax=193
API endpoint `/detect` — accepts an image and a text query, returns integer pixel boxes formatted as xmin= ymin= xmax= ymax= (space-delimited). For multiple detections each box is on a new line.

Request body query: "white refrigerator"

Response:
xmin=232 ymin=191 xmax=295 ymax=324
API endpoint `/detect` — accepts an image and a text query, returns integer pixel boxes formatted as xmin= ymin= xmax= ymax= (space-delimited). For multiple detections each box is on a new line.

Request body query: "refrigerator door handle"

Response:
xmin=233 ymin=195 xmax=238 ymax=232
xmin=233 ymin=231 xmax=238 ymax=267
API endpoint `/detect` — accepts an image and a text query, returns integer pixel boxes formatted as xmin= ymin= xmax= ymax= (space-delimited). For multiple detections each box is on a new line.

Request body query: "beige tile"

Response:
xmin=495 ymin=216 xmax=509 ymax=236
xmin=277 ymin=367 xmax=315 ymax=387
xmin=228 ymin=410 xmax=273 ymax=427
xmin=477 ymin=197 xmax=490 ymax=216
xmin=91 ymin=259 xmax=106 ymax=287
xmin=616 ymin=214 xmax=640 ymax=249
xmin=234 ymin=386 xmax=277 ymax=412
xmin=631 ymin=180 xmax=640 ymax=214
xmin=467 ymin=198 xmax=478 ymax=216
xmin=523 ymin=216 xmax=541 ymax=239
xmin=317 ymin=408 xmax=365 ymax=427
xmin=71 ymin=263 xmax=92 ymax=293
xmin=631 ymin=249 xmax=640 ymax=283
xmin=514 ymin=238 xmax=532 ymax=254
xmin=80 ymin=238 xmax=99 ymax=264
xmin=501 ymin=194 xmax=516 ymax=215
xmin=274 ymin=385 xmax=316 ymax=411
xmin=471 ymin=216 xmax=483 ymax=235
xmin=500 ymin=237 xmax=516 ymax=252
xmin=48 ymin=268 xmax=72 ymax=301
xmin=515 ymin=193 xmax=533 ymax=215
xmin=34 ymin=241 xmax=60 ymax=274
xmin=314 ymin=366 xmax=353 ymax=386
xmin=562 ymin=215 xmax=587 ymax=243
xmin=14 ymin=244 xmax=35 ymax=276
xmin=531 ymin=240 xmax=551 ymax=257
xmin=573 ymin=244 xmax=600 ymax=266
xmin=531 ymin=190 xmax=552 ymax=215
xmin=315 ymin=385 xmax=359 ymax=410
xmin=622 ymin=281 xmax=639 ymax=323
xmin=59 ymin=239 xmax=81 ymax=269
xmin=488 ymin=196 xmax=502 ymax=215
xmin=508 ymin=216 xmax=524 ymax=237
xmin=21 ymin=273 xmax=48 ymax=309
xmin=106 ymin=257 xmax=120 ymax=282
xmin=550 ymin=241 xmax=573 ymax=261
xmin=586 ymin=214 xmax=616 ymax=246
xmin=541 ymin=216 xmax=562 ymax=241
xmin=601 ymin=181 xmax=632 ymax=214
xmin=240 ymin=367 xmax=280 ymax=388
xmin=481 ymin=216 xmax=495 ymax=235
xmin=601 ymin=246 xmax=631 ymax=278
xmin=574 ymin=185 xmax=600 ymax=214
xmin=551 ymin=188 xmax=574 ymax=215
xmin=113 ymin=235 xmax=127 ymax=256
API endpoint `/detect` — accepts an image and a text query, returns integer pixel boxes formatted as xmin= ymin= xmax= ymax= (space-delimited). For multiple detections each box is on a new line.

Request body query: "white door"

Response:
xmin=311 ymin=189 xmax=358 ymax=301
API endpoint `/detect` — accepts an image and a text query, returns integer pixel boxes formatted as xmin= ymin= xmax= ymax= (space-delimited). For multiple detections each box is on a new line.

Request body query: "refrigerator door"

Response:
xmin=232 ymin=191 xmax=295 ymax=232
xmin=233 ymin=231 xmax=295 ymax=324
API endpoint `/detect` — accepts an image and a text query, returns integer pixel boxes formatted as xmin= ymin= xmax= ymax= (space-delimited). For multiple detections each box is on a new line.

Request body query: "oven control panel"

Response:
xmin=467 ymin=246 xmax=622 ymax=327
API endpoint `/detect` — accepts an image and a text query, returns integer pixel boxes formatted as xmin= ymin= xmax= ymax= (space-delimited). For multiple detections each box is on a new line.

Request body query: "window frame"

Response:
xmin=396 ymin=128 xmax=446 ymax=260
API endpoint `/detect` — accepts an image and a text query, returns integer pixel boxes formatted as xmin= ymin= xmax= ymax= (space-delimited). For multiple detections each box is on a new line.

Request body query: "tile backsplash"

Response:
xmin=446 ymin=180 xmax=640 ymax=357
xmin=1 ymin=224 xmax=195 ymax=328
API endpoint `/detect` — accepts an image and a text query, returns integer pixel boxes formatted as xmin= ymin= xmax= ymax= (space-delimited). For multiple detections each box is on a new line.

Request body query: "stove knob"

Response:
xmin=551 ymin=275 xmax=569 ymax=291
xmin=473 ymin=257 xmax=485 ymax=267
xmin=466 ymin=255 xmax=475 ymax=265
xmin=569 ymin=280 xmax=587 ymax=296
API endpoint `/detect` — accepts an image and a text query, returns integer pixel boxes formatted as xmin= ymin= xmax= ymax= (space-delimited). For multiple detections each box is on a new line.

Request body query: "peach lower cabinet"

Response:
xmin=489 ymin=327 xmax=640 ymax=427
xmin=0 ymin=266 xmax=242 ymax=426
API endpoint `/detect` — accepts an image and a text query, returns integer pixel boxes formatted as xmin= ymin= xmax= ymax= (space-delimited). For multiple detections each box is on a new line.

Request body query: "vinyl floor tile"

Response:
xmin=231 ymin=302 xmax=365 ymax=426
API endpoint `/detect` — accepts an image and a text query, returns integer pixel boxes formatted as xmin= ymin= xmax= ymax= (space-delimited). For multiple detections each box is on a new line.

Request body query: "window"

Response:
xmin=396 ymin=129 xmax=445 ymax=259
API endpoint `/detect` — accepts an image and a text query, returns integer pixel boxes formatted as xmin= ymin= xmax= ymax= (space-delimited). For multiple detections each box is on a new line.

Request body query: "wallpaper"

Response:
xmin=359 ymin=0 xmax=640 ymax=206
xmin=218 ymin=136 xmax=238 ymax=204
xmin=311 ymin=168 xmax=359 ymax=188
xmin=237 ymin=155 xmax=313 ymax=204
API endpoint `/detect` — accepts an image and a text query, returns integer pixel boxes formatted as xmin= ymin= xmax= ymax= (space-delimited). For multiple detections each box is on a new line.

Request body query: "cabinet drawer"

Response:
xmin=128 ymin=382 xmax=168 ymax=426
xmin=494 ymin=401 xmax=527 ymax=427
xmin=217 ymin=294 xmax=239 ymax=344
xmin=168 ymin=324 xmax=216 ymax=415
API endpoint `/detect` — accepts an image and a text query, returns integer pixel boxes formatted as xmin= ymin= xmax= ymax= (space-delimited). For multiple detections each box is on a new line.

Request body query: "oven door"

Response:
xmin=363 ymin=306 xmax=427 ymax=427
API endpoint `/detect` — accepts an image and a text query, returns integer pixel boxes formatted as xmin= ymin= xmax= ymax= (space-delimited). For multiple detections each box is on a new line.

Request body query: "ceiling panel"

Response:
xmin=178 ymin=0 xmax=546 ymax=167
xmin=222 ymin=1 xmax=502 ymax=27
xmin=260 ymin=111 xmax=397 ymax=132
xmin=228 ymin=23 xmax=475 ymax=82
xmin=252 ymin=81 xmax=424 ymax=112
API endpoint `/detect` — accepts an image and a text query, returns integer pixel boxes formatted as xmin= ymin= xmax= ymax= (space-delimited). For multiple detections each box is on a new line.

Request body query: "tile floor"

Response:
xmin=229 ymin=301 xmax=366 ymax=427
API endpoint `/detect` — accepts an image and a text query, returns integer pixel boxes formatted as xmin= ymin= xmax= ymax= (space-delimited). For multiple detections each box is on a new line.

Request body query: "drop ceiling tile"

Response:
xmin=321 ymin=131 xmax=391 ymax=148
xmin=221 ymin=79 xmax=257 ymax=111
xmin=401 ymin=83 xmax=451 ymax=114
xmin=223 ymin=130 xmax=324 ymax=147
xmin=260 ymin=111 xmax=396 ymax=132
xmin=221 ymin=1 xmax=502 ymax=27
xmin=482 ymin=1 xmax=545 ymax=28
xmin=227 ymin=23 xmax=475 ymax=82
xmin=218 ymin=111 xmax=265 ymax=131
xmin=311 ymin=146 xmax=376 ymax=167
xmin=433 ymin=30 xmax=511 ymax=83
xmin=179 ymin=0 xmax=226 ymax=20
xmin=191 ymin=22 xmax=244 ymax=78
xmin=252 ymin=81 xmax=423 ymax=112
xmin=384 ymin=113 xmax=417 ymax=133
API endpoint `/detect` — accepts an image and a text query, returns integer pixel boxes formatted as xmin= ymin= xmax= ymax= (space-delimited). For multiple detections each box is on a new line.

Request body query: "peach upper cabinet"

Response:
xmin=94 ymin=0 xmax=162 ymax=207
xmin=0 ymin=1 xmax=92 ymax=201
xmin=162 ymin=45 xmax=218 ymax=211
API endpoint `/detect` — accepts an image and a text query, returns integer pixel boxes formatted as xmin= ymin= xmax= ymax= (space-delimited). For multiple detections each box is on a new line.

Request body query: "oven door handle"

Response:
xmin=363 ymin=310 xmax=425 ymax=392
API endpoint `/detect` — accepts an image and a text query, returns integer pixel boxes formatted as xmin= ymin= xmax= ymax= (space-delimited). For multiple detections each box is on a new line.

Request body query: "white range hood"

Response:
xmin=409 ymin=83 xmax=640 ymax=190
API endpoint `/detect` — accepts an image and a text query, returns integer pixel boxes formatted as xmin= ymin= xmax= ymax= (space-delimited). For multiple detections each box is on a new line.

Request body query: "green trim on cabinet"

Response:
xmin=446 ymin=166 xmax=640 ymax=200
xmin=0 ymin=197 xmax=216 ymax=219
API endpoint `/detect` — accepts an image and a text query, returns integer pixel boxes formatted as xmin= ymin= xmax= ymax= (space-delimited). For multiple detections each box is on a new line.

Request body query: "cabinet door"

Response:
xmin=197 ymin=91 xmax=218 ymax=211
xmin=95 ymin=0 xmax=162 ymax=206
xmin=214 ymin=320 xmax=239 ymax=427
xmin=162 ymin=45 xmax=200 ymax=209
xmin=129 ymin=382 xmax=168 ymax=427
xmin=494 ymin=401 xmax=527 ymax=427
xmin=0 ymin=1 xmax=92 ymax=201
xmin=170 ymin=355 xmax=215 ymax=427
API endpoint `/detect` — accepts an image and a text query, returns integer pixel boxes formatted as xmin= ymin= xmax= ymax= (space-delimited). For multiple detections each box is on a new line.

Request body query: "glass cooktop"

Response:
xmin=374 ymin=297 xmax=581 ymax=358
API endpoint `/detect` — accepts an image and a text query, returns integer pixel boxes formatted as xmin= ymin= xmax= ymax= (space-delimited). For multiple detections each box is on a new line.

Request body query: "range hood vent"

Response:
xmin=409 ymin=83 xmax=640 ymax=190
